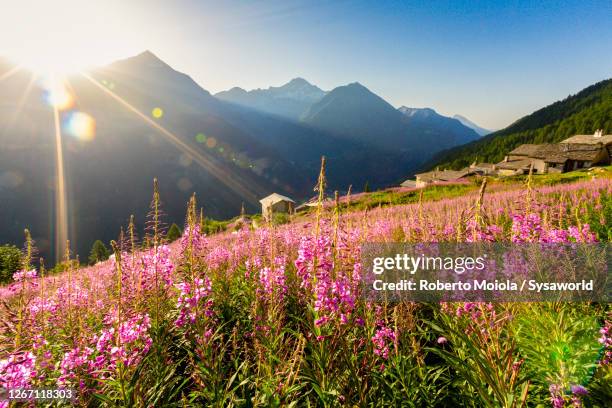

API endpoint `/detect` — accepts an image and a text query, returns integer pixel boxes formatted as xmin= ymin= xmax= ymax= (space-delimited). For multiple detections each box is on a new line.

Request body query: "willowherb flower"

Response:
xmin=174 ymin=277 xmax=213 ymax=327
xmin=597 ymin=320 xmax=611 ymax=365
xmin=12 ymin=269 xmax=37 ymax=282
xmin=511 ymin=213 xmax=544 ymax=243
xmin=549 ymin=384 xmax=565 ymax=408
xmin=371 ymin=325 xmax=396 ymax=360
xmin=257 ymin=256 xmax=287 ymax=302
xmin=75 ymin=312 xmax=154 ymax=382
xmin=28 ymin=297 xmax=58 ymax=317
xmin=180 ymin=224 xmax=207 ymax=255
xmin=570 ymin=384 xmax=588 ymax=396
xmin=0 ymin=351 xmax=37 ymax=394
xmin=140 ymin=244 xmax=175 ymax=289
xmin=58 ymin=347 xmax=94 ymax=386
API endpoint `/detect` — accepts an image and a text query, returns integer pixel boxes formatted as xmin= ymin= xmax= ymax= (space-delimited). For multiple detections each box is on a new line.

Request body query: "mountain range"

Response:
xmin=0 ymin=51 xmax=482 ymax=262
xmin=217 ymin=79 xmax=481 ymax=151
xmin=215 ymin=77 xmax=326 ymax=120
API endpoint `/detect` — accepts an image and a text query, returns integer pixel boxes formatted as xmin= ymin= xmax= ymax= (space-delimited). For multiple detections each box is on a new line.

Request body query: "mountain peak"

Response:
xmin=346 ymin=81 xmax=366 ymax=89
xmin=285 ymin=77 xmax=311 ymax=87
xmin=115 ymin=50 xmax=170 ymax=69
xmin=398 ymin=106 xmax=438 ymax=118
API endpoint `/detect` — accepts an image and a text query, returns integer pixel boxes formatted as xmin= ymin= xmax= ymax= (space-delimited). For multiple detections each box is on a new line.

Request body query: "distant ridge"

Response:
xmin=423 ymin=78 xmax=612 ymax=170
xmin=453 ymin=114 xmax=492 ymax=136
xmin=215 ymin=78 xmax=326 ymax=120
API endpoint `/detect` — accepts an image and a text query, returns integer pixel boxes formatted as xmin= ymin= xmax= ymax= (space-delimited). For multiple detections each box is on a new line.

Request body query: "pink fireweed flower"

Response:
xmin=598 ymin=320 xmax=611 ymax=365
xmin=8 ymin=269 xmax=38 ymax=293
xmin=0 ymin=352 xmax=37 ymax=399
xmin=568 ymin=224 xmax=597 ymax=242
xmin=12 ymin=269 xmax=37 ymax=282
xmin=28 ymin=297 xmax=58 ymax=317
xmin=295 ymin=234 xmax=333 ymax=290
xmin=205 ymin=246 xmax=232 ymax=270
xmin=180 ymin=224 xmax=207 ymax=255
xmin=58 ymin=347 xmax=94 ymax=386
xmin=372 ymin=325 xmax=396 ymax=360
xmin=174 ymin=277 xmax=213 ymax=327
xmin=139 ymin=245 xmax=175 ymax=289
xmin=257 ymin=256 xmax=287 ymax=302
xmin=549 ymin=384 xmax=565 ymax=408
xmin=90 ymin=313 xmax=152 ymax=375
xmin=511 ymin=213 xmax=544 ymax=243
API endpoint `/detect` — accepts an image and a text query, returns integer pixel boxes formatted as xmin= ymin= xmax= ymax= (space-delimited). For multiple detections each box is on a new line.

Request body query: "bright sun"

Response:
xmin=0 ymin=0 xmax=142 ymax=76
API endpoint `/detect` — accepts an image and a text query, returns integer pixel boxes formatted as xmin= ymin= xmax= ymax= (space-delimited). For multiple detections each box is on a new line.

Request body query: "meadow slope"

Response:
xmin=1 ymin=170 xmax=611 ymax=407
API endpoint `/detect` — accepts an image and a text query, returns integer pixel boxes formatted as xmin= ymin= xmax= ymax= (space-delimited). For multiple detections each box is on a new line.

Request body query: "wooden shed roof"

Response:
xmin=259 ymin=193 xmax=295 ymax=205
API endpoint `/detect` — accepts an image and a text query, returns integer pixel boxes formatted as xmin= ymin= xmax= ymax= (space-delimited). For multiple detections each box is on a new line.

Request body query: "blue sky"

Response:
xmin=4 ymin=0 xmax=610 ymax=129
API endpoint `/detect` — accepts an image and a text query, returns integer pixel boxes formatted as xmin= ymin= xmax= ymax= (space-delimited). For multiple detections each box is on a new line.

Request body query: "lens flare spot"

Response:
xmin=177 ymin=177 xmax=193 ymax=192
xmin=179 ymin=153 xmax=193 ymax=167
xmin=65 ymin=112 xmax=96 ymax=141
xmin=206 ymin=137 xmax=217 ymax=149
xmin=42 ymin=76 xmax=73 ymax=110
xmin=152 ymin=107 xmax=164 ymax=118
xmin=0 ymin=171 xmax=25 ymax=189
xmin=195 ymin=133 xmax=206 ymax=143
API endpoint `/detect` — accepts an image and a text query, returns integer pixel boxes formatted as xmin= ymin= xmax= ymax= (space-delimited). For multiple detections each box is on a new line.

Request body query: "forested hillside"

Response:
xmin=425 ymin=78 xmax=612 ymax=170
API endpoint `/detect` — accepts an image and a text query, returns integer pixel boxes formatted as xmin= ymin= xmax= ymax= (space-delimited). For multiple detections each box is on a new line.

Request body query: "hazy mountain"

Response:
xmin=397 ymin=106 xmax=481 ymax=146
xmin=0 ymin=52 xmax=424 ymax=262
xmin=423 ymin=78 xmax=612 ymax=170
xmin=453 ymin=114 xmax=492 ymax=136
xmin=215 ymin=78 xmax=326 ymax=120
xmin=0 ymin=51 xmax=310 ymax=262
xmin=302 ymin=83 xmax=418 ymax=150
xmin=301 ymin=83 xmax=480 ymax=152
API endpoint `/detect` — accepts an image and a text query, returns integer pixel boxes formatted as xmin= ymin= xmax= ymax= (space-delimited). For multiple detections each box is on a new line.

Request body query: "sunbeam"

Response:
xmin=0 ymin=72 xmax=37 ymax=136
xmin=0 ymin=65 xmax=22 ymax=82
xmin=52 ymin=105 xmax=69 ymax=261
xmin=80 ymin=72 xmax=263 ymax=205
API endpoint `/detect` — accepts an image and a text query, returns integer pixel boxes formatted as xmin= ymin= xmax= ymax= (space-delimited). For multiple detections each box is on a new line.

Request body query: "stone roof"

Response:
xmin=561 ymin=134 xmax=612 ymax=145
xmin=531 ymin=143 xmax=605 ymax=163
xmin=471 ymin=162 xmax=496 ymax=169
xmin=508 ymin=144 xmax=541 ymax=157
xmin=415 ymin=169 xmax=472 ymax=183
xmin=259 ymin=193 xmax=295 ymax=205
xmin=496 ymin=158 xmax=533 ymax=170
xmin=400 ymin=179 xmax=417 ymax=188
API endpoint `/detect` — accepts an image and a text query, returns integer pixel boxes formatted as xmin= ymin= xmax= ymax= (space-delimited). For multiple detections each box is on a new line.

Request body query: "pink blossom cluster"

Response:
xmin=257 ymin=256 xmax=287 ymax=302
xmin=28 ymin=297 xmax=58 ymax=317
xmin=175 ymin=278 xmax=213 ymax=327
xmin=0 ymin=352 xmax=37 ymax=397
xmin=180 ymin=224 xmax=207 ymax=255
xmin=12 ymin=269 xmax=37 ymax=282
xmin=59 ymin=313 xmax=152 ymax=386
xmin=549 ymin=384 xmax=565 ymax=408
xmin=371 ymin=325 xmax=396 ymax=360
xmin=511 ymin=213 xmax=597 ymax=243
xmin=7 ymin=269 xmax=38 ymax=293
xmin=56 ymin=282 xmax=91 ymax=308
xmin=139 ymin=245 xmax=175 ymax=289
xmin=598 ymin=320 xmax=611 ymax=365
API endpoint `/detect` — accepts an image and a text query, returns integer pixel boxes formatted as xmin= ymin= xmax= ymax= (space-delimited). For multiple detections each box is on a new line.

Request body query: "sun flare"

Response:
xmin=0 ymin=0 xmax=141 ymax=77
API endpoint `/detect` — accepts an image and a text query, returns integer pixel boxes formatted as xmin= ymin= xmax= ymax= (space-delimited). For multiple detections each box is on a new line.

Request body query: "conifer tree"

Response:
xmin=88 ymin=240 xmax=110 ymax=265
